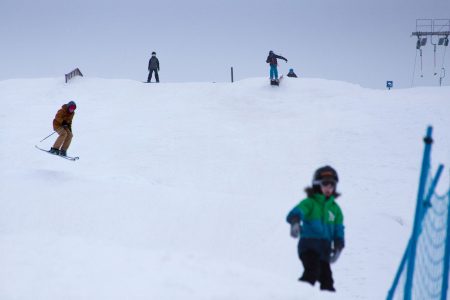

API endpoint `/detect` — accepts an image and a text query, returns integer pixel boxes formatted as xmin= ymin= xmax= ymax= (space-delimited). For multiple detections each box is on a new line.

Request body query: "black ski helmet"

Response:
xmin=312 ymin=165 xmax=339 ymax=186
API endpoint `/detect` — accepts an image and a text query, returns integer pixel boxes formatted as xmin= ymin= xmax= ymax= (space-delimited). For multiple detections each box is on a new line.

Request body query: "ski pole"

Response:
xmin=39 ymin=131 xmax=56 ymax=143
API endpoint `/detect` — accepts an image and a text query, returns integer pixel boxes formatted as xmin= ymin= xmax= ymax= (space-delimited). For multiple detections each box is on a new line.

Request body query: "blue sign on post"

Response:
xmin=386 ymin=81 xmax=393 ymax=90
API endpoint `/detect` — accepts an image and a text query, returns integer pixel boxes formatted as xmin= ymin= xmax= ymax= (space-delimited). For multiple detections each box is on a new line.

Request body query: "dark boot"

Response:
xmin=59 ymin=149 xmax=67 ymax=156
xmin=298 ymin=276 xmax=315 ymax=286
xmin=49 ymin=147 xmax=60 ymax=155
xmin=320 ymin=285 xmax=336 ymax=292
xmin=318 ymin=259 xmax=335 ymax=292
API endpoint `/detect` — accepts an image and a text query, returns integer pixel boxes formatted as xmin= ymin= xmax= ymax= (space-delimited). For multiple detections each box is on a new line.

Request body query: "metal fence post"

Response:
xmin=404 ymin=126 xmax=433 ymax=300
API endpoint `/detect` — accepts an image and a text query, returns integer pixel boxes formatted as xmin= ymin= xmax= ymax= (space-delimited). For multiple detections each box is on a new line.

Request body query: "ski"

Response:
xmin=35 ymin=145 xmax=79 ymax=161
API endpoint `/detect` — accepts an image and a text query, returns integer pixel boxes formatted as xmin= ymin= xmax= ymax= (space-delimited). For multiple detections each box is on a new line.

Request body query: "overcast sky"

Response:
xmin=1 ymin=0 xmax=449 ymax=88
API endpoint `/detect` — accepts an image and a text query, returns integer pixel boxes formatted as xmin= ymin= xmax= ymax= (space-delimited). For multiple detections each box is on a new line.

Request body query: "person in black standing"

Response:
xmin=147 ymin=51 xmax=160 ymax=83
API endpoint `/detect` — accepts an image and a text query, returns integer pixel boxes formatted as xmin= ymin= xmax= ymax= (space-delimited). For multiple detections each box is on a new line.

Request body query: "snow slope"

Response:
xmin=0 ymin=77 xmax=449 ymax=299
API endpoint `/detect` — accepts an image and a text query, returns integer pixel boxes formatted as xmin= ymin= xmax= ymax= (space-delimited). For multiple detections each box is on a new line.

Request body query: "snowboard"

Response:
xmin=270 ymin=75 xmax=283 ymax=86
xmin=35 ymin=145 xmax=79 ymax=161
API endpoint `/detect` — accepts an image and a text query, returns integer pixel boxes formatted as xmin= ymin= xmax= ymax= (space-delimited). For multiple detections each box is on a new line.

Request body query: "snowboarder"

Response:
xmin=266 ymin=50 xmax=287 ymax=82
xmin=286 ymin=166 xmax=345 ymax=292
xmin=49 ymin=101 xmax=76 ymax=156
xmin=287 ymin=68 xmax=298 ymax=78
xmin=147 ymin=51 xmax=160 ymax=83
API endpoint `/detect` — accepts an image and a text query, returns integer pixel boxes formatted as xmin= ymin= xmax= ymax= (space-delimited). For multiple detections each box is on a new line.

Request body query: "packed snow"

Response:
xmin=0 ymin=76 xmax=449 ymax=299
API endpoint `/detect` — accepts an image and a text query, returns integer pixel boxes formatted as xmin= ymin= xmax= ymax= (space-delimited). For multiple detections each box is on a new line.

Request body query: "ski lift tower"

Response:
xmin=412 ymin=19 xmax=450 ymax=86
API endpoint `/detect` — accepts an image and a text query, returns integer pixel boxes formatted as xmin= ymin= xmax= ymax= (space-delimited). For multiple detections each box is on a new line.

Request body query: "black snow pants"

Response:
xmin=299 ymin=250 xmax=335 ymax=291
xmin=147 ymin=69 xmax=159 ymax=83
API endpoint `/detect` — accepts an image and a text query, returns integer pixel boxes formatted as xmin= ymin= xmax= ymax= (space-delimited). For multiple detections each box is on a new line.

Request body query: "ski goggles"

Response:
xmin=68 ymin=105 xmax=76 ymax=112
xmin=313 ymin=179 xmax=337 ymax=188
xmin=320 ymin=180 xmax=336 ymax=188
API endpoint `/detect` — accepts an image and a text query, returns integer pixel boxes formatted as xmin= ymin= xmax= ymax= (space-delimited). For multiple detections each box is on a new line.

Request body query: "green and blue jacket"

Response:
xmin=286 ymin=193 xmax=345 ymax=258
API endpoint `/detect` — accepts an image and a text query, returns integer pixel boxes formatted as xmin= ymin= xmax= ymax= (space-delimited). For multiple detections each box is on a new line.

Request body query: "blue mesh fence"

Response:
xmin=387 ymin=127 xmax=450 ymax=300
xmin=411 ymin=190 xmax=449 ymax=299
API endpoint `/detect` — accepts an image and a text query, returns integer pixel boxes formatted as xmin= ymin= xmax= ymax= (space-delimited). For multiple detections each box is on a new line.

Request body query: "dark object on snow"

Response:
xmin=287 ymin=68 xmax=297 ymax=78
xmin=147 ymin=52 xmax=160 ymax=83
xmin=65 ymin=68 xmax=83 ymax=83
xmin=270 ymin=75 xmax=283 ymax=86
xmin=49 ymin=147 xmax=60 ymax=155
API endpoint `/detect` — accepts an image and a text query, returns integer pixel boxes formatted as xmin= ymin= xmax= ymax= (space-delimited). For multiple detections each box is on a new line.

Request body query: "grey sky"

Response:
xmin=1 ymin=0 xmax=449 ymax=88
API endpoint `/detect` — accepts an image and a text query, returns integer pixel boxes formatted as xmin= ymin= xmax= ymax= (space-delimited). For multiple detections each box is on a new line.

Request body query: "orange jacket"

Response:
xmin=53 ymin=104 xmax=75 ymax=131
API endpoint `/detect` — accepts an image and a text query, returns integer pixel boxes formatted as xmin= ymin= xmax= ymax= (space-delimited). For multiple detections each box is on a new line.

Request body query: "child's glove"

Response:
xmin=334 ymin=239 xmax=344 ymax=251
xmin=290 ymin=223 xmax=300 ymax=238
xmin=329 ymin=238 xmax=344 ymax=263
xmin=329 ymin=248 xmax=342 ymax=264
